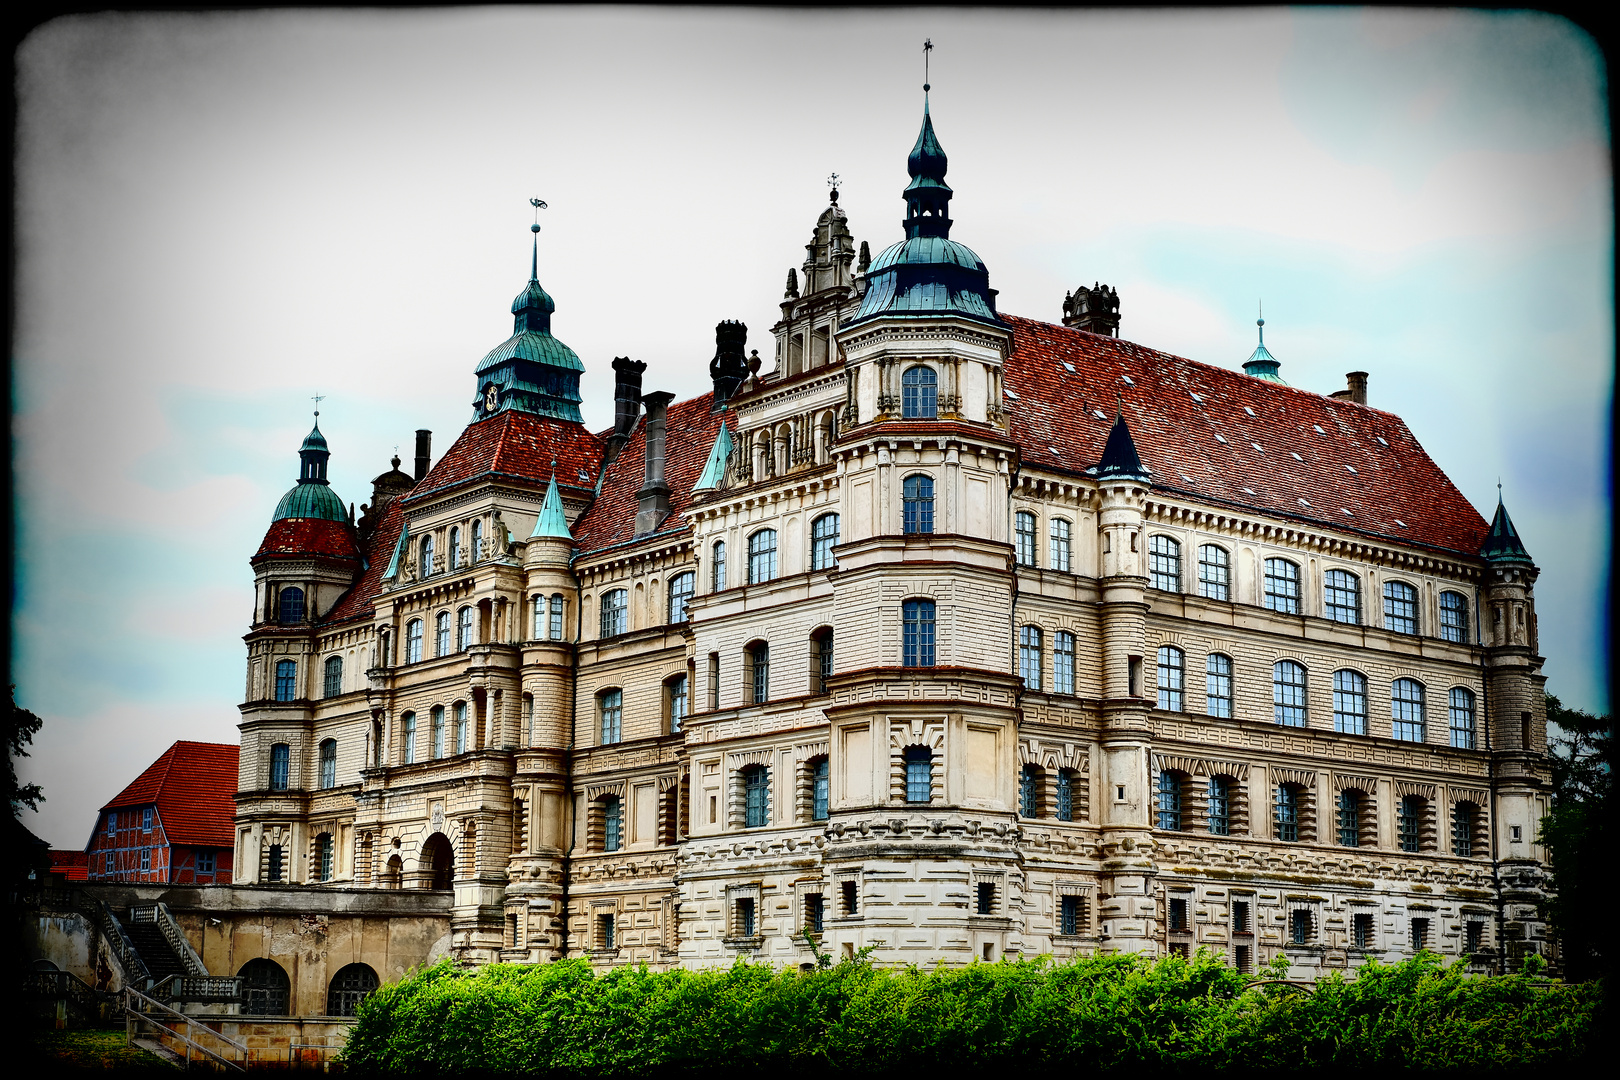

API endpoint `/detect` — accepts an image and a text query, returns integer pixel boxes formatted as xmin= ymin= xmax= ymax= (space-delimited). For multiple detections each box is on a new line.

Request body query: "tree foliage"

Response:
xmin=6 ymin=685 xmax=45 ymax=818
xmin=1541 ymin=692 xmax=1612 ymax=982
xmin=342 ymin=950 xmax=1600 ymax=1074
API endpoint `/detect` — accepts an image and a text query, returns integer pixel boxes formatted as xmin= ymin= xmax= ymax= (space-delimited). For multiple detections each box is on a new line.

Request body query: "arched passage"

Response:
xmin=420 ymin=833 xmax=454 ymax=891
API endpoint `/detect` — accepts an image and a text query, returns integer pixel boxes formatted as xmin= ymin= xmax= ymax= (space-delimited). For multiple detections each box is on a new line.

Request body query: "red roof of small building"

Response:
xmin=49 ymin=850 xmax=89 ymax=881
xmin=403 ymin=410 xmax=604 ymax=506
xmin=98 ymin=741 xmax=239 ymax=849
xmin=573 ymin=392 xmax=727 ymax=555
xmin=254 ymin=517 xmax=362 ymax=562
xmin=999 ymin=315 xmax=1489 ymax=556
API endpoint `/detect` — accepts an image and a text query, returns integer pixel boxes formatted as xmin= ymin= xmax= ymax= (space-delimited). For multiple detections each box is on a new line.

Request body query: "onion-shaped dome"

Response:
xmin=271 ymin=482 xmax=349 ymax=522
xmin=257 ymin=417 xmax=360 ymax=565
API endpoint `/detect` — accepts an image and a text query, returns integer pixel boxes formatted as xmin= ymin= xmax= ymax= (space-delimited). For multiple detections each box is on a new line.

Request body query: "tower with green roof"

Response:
xmin=470 ymin=216 xmax=586 ymax=423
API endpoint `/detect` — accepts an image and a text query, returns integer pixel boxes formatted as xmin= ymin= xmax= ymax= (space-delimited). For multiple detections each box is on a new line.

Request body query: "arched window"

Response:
xmin=811 ymin=757 xmax=830 ymax=821
xmin=1392 ymin=678 xmax=1425 ymax=742
xmin=747 ymin=530 xmax=778 ymax=584
xmin=1019 ymin=764 xmax=1041 ymax=817
xmin=1333 ymin=670 xmax=1368 ymax=735
xmin=323 ymin=655 xmax=343 ymax=698
xmin=274 ymin=660 xmax=297 ymax=702
xmin=1056 ymin=769 xmax=1077 ymax=822
xmin=1324 ymin=569 xmax=1361 ymax=624
xmin=602 ymin=796 xmax=623 ymax=851
xmin=449 ymin=526 xmax=462 ymax=570
xmin=419 ymin=535 xmax=434 ymax=578
xmin=1449 ymin=688 xmax=1476 ymax=749
xmin=1053 ymin=631 xmax=1076 ymax=695
xmin=666 ymin=674 xmax=688 ymax=734
xmin=1198 ymin=545 xmax=1230 ymax=601
xmin=239 ymin=958 xmax=290 ymax=1017
xmin=1439 ymin=591 xmax=1470 ymax=643
xmin=1206 ymin=654 xmax=1233 ymax=718
xmin=1208 ymin=776 xmax=1232 ymax=835
xmin=269 ymin=744 xmax=290 ymax=791
xmin=327 ymin=964 xmax=379 ymax=1018
xmin=1398 ymin=794 xmax=1425 ymax=852
xmin=457 ymin=606 xmax=474 ymax=650
xmin=471 ymin=519 xmax=483 ymax=563
xmin=405 ymin=619 xmax=423 ymax=664
xmin=549 ymin=594 xmax=565 ymax=640
xmin=1156 ymin=771 xmax=1183 ymax=830
xmin=435 ymin=612 xmax=451 ymax=657
xmin=1383 ymin=580 xmax=1418 ymax=635
xmin=811 ymin=628 xmax=834 ymax=694
xmin=1018 ymin=626 xmax=1042 ymax=690
xmin=743 ymin=765 xmax=770 ymax=827
xmin=902 ymin=474 xmax=934 ymax=534
xmin=901 ymin=365 xmax=937 ymax=418
xmin=904 ymin=747 xmax=933 ymax=804
xmin=1451 ymin=802 xmax=1479 ymax=857
xmin=668 ymin=572 xmax=695 ymax=624
xmin=811 ymin=514 xmax=840 ymax=571
xmin=318 ymin=739 xmax=336 ymax=789
xmin=1263 ymin=558 xmax=1301 ymax=614
xmin=1274 ymin=785 xmax=1300 ymax=842
xmin=454 ymin=701 xmax=468 ymax=754
xmin=1273 ymin=660 xmax=1307 ymax=727
xmin=400 ymin=712 xmax=416 ymax=764
xmin=599 ymin=689 xmax=623 ymax=745
xmin=1337 ymin=789 xmax=1364 ymax=848
xmin=1014 ymin=511 xmax=1038 ymax=566
xmin=430 ymin=707 xmax=444 ymax=759
xmin=1148 ymin=535 xmax=1182 ymax=592
xmin=747 ymin=642 xmax=770 ymax=703
xmin=600 ymin=589 xmax=628 ymax=638
xmin=277 ymin=587 xmax=305 ymax=625
xmin=315 ymin=832 xmax=334 ymax=882
xmin=902 ymin=601 xmax=935 ymax=667
xmin=532 ymin=595 xmax=545 ymax=639
xmin=1156 ymin=646 xmax=1185 ymax=711
xmin=1049 ymin=518 xmax=1072 ymax=572
xmin=711 ymin=541 xmax=727 ymax=591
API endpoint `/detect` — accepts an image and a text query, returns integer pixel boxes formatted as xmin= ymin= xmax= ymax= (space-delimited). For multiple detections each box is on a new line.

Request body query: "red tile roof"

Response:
xmin=403 ymin=410 xmax=604 ymax=506
xmin=49 ymin=850 xmax=89 ymax=881
xmin=323 ymin=496 xmax=405 ymax=625
xmin=98 ymin=741 xmax=239 ymax=849
xmin=254 ymin=517 xmax=362 ymax=562
xmin=1000 ymin=315 xmax=1489 ymax=556
xmin=572 ymin=392 xmax=727 ymax=555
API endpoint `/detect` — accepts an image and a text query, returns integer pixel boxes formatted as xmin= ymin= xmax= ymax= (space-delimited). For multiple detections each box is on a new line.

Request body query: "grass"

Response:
xmin=29 ymin=1027 xmax=175 ymax=1072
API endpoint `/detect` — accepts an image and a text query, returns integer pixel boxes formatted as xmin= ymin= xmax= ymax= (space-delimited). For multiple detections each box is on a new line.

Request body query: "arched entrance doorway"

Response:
xmin=420 ymin=833 xmax=454 ymax=891
xmin=239 ymin=958 xmax=291 ymax=1016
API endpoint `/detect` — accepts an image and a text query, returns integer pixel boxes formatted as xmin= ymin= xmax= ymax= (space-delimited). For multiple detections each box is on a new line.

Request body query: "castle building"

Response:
xmin=232 ymin=91 xmax=1554 ymax=976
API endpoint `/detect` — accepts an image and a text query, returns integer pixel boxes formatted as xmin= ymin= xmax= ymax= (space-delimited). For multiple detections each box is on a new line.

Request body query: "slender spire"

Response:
xmin=1095 ymin=412 xmax=1150 ymax=482
xmin=529 ymin=468 xmax=573 ymax=540
xmin=1242 ymin=300 xmax=1286 ymax=384
xmin=1480 ymin=491 xmax=1534 ymax=564
xmin=530 ymin=197 xmax=546 ymax=280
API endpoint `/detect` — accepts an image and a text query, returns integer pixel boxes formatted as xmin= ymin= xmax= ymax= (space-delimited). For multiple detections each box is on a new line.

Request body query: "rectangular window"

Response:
xmin=143 ymin=807 xmax=153 ymax=832
xmin=1169 ymin=898 xmax=1188 ymax=932
xmin=1148 ymin=535 xmax=1181 ymax=592
xmin=431 ymin=707 xmax=445 ymax=758
xmin=1206 ymin=654 xmax=1233 ymax=718
xmin=196 ymin=850 xmax=215 ymax=875
xmin=1056 ymin=770 xmax=1074 ymax=822
xmin=707 ymin=652 xmax=720 ymax=711
xmin=1198 ymin=545 xmax=1230 ymax=601
xmin=267 ymin=844 xmax=283 ymax=882
xmin=599 ymin=913 xmax=616 ymax=950
xmin=976 ymin=881 xmax=995 ymax=915
xmin=274 ymin=659 xmax=297 ymax=702
xmin=1383 ymin=581 xmax=1418 ymax=635
xmin=1015 ymin=511 xmax=1037 ymax=567
xmin=749 ymin=645 xmax=770 ymax=704
xmin=1263 ymin=558 xmax=1301 ymax=614
xmin=841 ymin=880 xmax=858 ymax=915
xmin=747 ymin=530 xmax=778 ymax=584
xmin=668 ymin=676 xmax=688 ymax=733
xmin=1439 ymin=591 xmax=1469 ymax=643
xmin=1353 ymin=913 xmax=1374 ymax=950
xmin=533 ymin=595 xmax=545 ymax=639
xmin=1232 ymin=901 xmax=1250 ymax=934
xmin=1324 ymin=569 xmax=1361 ymax=625
xmin=1059 ymin=895 xmax=1082 ymax=936
xmin=1053 ymin=632 xmax=1075 ymax=695
xmin=1333 ymin=670 xmax=1369 ymax=735
xmin=806 ymin=893 xmax=825 ymax=934
xmin=1234 ymin=944 xmax=1252 ymax=973
xmin=1290 ymin=909 xmax=1311 ymax=945
xmin=1207 ymin=777 xmax=1230 ymax=836
xmin=401 ymin=714 xmax=416 ymax=764
xmin=599 ymin=691 xmax=623 ymax=745
xmin=1465 ymin=921 xmax=1483 ymax=953
xmin=549 ymin=595 xmax=564 ymax=640
xmin=811 ymin=515 xmax=840 ymax=571
xmin=1392 ymin=679 xmax=1426 ymax=743
xmin=1156 ymin=647 xmax=1184 ymax=711
xmin=600 ymin=590 xmax=627 ymax=638
xmin=140 ymin=848 xmax=151 ymax=872
xmin=815 ymin=633 xmax=834 ymax=693
xmin=668 ymin=572 xmax=695 ymax=624
xmin=454 ymin=702 xmax=469 ymax=754
xmin=1337 ymin=790 xmax=1361 ymax=848
xmin=902 ymin=475 xmax=934 ymax=534
xmin=1018 ymin=626 xmax=1042 ymax=690
xmin=1449 ymin=688 xmax=1476 ymax=750
xmin=903 ymin=600 xmax=936 ymax=667
xmin=1450 ymin=803 xmax=1475 ymax=858
xmin=107 ymin=812 xmax=116 ymax=836
xmin=712 ymin=542 xmax=727 ymax=591
xmin=1049 ymin=518 xmax=1072 ymax=572
xmin=1410 ymin=918 xmax=1430 ymax=952
xmin=1274 ymin=785 xmax=1299 ymax=842
xmin=812 ymin=758 xmax=829 ymax=822
xmin=736 ymin=897 xmax=756 ymax=938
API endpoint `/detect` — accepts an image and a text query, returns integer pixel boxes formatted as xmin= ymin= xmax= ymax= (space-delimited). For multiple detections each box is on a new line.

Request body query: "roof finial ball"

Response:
xmin=923 ymin=36 xmax=932 ymax=93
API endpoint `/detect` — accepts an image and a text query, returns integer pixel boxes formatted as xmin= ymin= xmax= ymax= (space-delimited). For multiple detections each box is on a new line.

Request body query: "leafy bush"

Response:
xmin=343 ymin=949 xmax=1600 ymax=1074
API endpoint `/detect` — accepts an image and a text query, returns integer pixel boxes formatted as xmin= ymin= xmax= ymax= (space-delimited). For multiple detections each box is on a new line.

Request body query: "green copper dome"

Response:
xmin=470 ymin=232 xmax=586 ymax=424
xmin=272 ymin=481 xmax=350 ymax=522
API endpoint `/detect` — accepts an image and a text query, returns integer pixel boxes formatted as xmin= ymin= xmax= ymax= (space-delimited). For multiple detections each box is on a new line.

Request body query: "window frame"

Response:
xmin=454 ymin=701 xmax=469 ymax=754
xmin=598 ymin=689 xmax=623 ymax=745
xmin=1324 ymin=568 xmax=1362 ymax=625
xmin=1207 ymin=776 xmax=1231 ymax=836
xmin=400 ymin=712 xmax=416 ymax=765
xmin=274 ymin=660 xmax=298 ymax=702
xmin=1197 ymin=544 xmax=1231 ymax=601
xmin=810 ymin=513 xmax=841 ymax=571
xmin=277 ymin=586 xmax=305 ymax=625
xmin=1053 ymin=631 xmax=1076 ymax=695
xmin=901 ymin=473 xmax=935 ymax=535
xmin=748 ymin=642 xmax=770 ymax=704
xmin=323 ymin=655 xmax=343 ymax=698
xmin=1273 ymin=660 xmax=1308 ymax=727
xmin=1014 ymin=511 xmax=1038 ymax=567
xmin=1439 ymin=590 xmax=1470 ymax=643
xmin=667 ymin=572 xmax=695 ymax=624
xmin=1156 ymin=771 xmax=1182 ymax=831
xmin=1383 ymin=579 xmax=1419 ymax=635
xmin=457 ymin=606 xmax=474 ymax=651
xmin=1148 ymin=534 xmax=1182 ymax=593
xmin=600 ymin=589 xmax=628 ymax=638
xmin=1049 ymin=517 xmax=1072 ymax=573
xmin=667 ymin=674 xmax=689 ymax=733
xmin=743 ymin=765 xmax=770 ymax=827
xmin=405 ymin=619 xmax=423 ymax=664
xmin=318 ymin=739 xmax=337 ymax=789
xmin=269 ymin=743 xmax=290 ymax=791
xmin=904 ymin=746 xmax=934 ymax=804
xmin=1156 ymin=646 xmax=1185 ymax=711
xmin=435 ymin=611 xmax=451 ymax=657
xmin=711 ymin=540 xmax=727 ymax=591
xmin=902 ymin=599 xmax=936 ymax=668
xmin=1448 ymin=687 xmax=1477 ymax=749
xmin=901 ymin=364 xmax=938 ymax=419
xmin=1332 ymin=669 xmax=1369 ymax=736
xmin=1205 ymin=653 xmax=1234 ymax=718
xmin=1392 ymin=678 xmax=1426 ymax=743
xmin=1263 ymin=558 xmax=1301 ymax=614
xmin=1274 ymin=784 xmax=1300 ymax=842
xmin=1018 ymin=625 xmax=1042 ymax=690
xmin=549 ymin=594 xmax=565 ymax=640
xmin=602 ymin=795 xmax=623 ymax=852
xmin=747 ymin=529 xmax=778 ymax=584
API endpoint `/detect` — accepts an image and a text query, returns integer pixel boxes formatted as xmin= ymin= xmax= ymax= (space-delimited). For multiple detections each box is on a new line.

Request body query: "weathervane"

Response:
xmin=923 ymin=38 xmax=932 ymax=92
xmin=828 ymin=172 xmax=840 ymax=204
xmin=529 ymin=197 xmax=548 ymax=278
xmin=312 ymin=393 xmax=325 ymax=420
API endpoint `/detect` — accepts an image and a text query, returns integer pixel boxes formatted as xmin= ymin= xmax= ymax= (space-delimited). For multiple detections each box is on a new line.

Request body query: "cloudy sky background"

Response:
xmin=14 ymin=8 xmax=1610 ymax=847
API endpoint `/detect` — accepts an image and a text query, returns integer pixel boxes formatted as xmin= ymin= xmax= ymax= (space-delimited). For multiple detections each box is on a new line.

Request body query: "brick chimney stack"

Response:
xmin=1330 ymin=372 xmax=1370 ymax=405
xmin=414 ymin=430 xmax=431 ymax=481
xmin=606 ymin=357 xmax=647 ymax=464
xmin=635 ymin=391 xmax=676 ymax=536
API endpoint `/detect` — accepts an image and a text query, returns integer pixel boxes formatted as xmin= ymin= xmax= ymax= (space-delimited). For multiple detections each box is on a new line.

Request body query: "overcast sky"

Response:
xmin=14 ymin=8 xmax=1610 ymax=847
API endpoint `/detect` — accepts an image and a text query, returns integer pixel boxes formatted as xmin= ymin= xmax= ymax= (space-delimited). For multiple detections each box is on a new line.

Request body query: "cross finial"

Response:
xmin=923 ymin=38 xmax=932 ymax=92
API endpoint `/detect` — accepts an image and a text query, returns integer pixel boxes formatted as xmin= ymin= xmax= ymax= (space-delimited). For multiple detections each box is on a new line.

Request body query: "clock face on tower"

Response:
xmin=484 ymin=384 xmax=498 ymax=412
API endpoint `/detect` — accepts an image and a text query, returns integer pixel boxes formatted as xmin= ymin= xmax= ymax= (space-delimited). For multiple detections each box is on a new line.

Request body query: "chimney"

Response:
xmin=1062 ymin=283 xmax=1121 ymax=337
xmin=605 ymin=356 xmax=646 ymax=464
xmin=1346 ymin=371 xmax=1369 ymax=405
xmin=635 ymin=391 xmax=676 ymax=536
xmin=414 ymin=429 xmax=431 ymax=481
xmin=709 ymin=321 xmax=749 ymax=409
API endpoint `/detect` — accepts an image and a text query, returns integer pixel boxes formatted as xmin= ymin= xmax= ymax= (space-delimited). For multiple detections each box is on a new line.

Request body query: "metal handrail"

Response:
xmin=124 ymin=985 xmax=247 ymax=1072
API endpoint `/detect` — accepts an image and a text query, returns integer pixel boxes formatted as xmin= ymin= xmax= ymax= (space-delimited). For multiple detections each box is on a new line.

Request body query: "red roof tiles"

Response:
xmin=98 ymin=741 xmax=239 ymax=849
xmin=254 ymin=518 xmax=361 ymax=562
xmin=404 ymin=410 xmax=604 ymax=506
xmin=323 ymin=496 xmax=405 ymax=625
xmin=1000 ymin=315 xmax=1489 ymax=556
xmin=49 ymin=849 xmax=89 ymax=881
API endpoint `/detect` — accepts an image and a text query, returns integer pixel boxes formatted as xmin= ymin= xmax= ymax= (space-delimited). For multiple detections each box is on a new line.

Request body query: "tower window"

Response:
xmin=471 ymin=519 xmax=482 ymax=563
xmin=599 ymin=689 xmax=623 ymax=745
xmin=600 ymin=589 xmax=628 ymax=638
xmin=1392 ymin=678 xmax=1426 ymax=742
xmin=811 ymin=514 xmax=841 ymax=571
xmin=532 ymin=595 xmax=545 ymax=639
xmin=902 ymin=474 xmax=934 ymax=534
xmin=743 ymin=765 xmax=770 ymax=827
xmin=901 ymin=365 xmax=937 ymax=419
xmin=1273 ymin=660 xmax=1307 ymax=727
xmin=668 ymin=572 xmax=695 ymax=624
xmin=1449 ymin=688 xmax=1476 ymax=749
xmin=1148 ymin=535 xmax=1181 ymax=592
xmin=318 ymin=738 xmax=336 ymax=789
xmin=1439 ymin=591 xmax=1470 ymax=643
xmin=549 ymin=594 xmax=565 ymax=640
xmin=902 ymin=600 xmax=936 ymax=667
xmin=1198 ymin=545 xmax=1230 ymax=601
xmin=436 ymin=612 xmax=451 ymax=657
xmin=712 ymin=541 xmax=727 ymax=590
xmin=905 ymin=747 xmax=934 ymax=804
xmin=1207 ymin=776 xmax=1231 ymax=835
xmin=277 ymin=587 xmax=305 ymax=625
xmin=269 ymin=744 xmax=289 ymax=791
xmin=1049 ymin=517 xmax=1072 ymax=572
xmin=323 ymin=655 xmax=343 ymax=698
xmin=1324 ymin=569 xmax=1361 ymax=625
xmin=1015 ymin=511 xmax=1038 ymax=567
xmin=1053 ymin=632 xmax=1076 ymax=695
xmin=274 ymin=660 xmax=298 ymax=702
xmin=1333 ymin=669 xmax=1368 ymax=735
xmin=1263 ymin=558 xmax=1301 ymax=614
xmin=1206 ymin=653 xmax=1234 ymax=718
xmin=747 ymin=529 xmax=778 ymax=584
xmin=1383 ymin=580 xmax=1418 ymax=635
xmin=267 ymin=844 xmax=284 ymax=883
xmin=1018 ymin=625 xmax=1043 ymax=690
xmin=1156 ymin=646 xmax=1185 ymax=711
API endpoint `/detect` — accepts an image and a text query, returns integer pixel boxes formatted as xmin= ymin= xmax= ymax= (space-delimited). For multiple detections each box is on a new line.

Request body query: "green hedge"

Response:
xmin=343 ymin=950 xmax=1600 ymax=1074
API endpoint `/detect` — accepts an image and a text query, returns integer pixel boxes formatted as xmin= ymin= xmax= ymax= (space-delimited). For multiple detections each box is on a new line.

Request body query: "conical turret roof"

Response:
xmin=1480 ymin=498 xmax=1534 ymax=564
xmin=1094 ymin=413 xmax=1150 ymax=482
